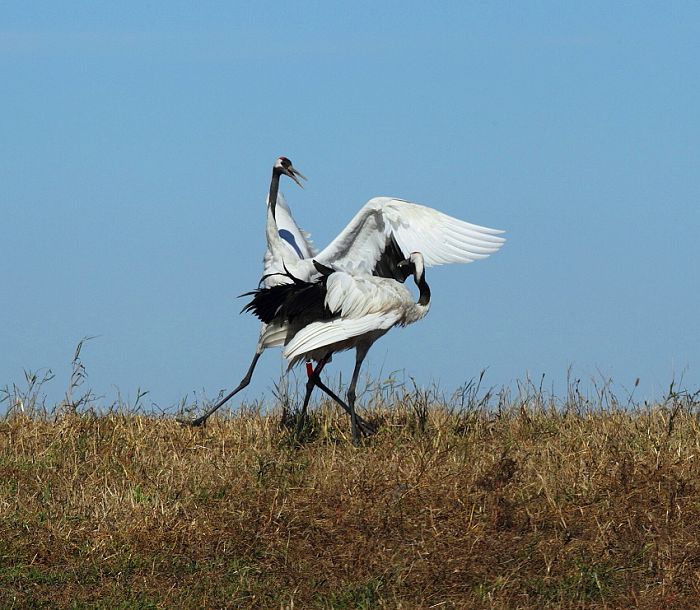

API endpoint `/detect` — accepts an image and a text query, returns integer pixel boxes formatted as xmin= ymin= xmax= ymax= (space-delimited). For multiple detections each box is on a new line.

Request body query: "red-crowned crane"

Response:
xmin=184 ymin=157 xmax=312 ymax=426
xmin=243 ymin=252 xmax=431 ymax=443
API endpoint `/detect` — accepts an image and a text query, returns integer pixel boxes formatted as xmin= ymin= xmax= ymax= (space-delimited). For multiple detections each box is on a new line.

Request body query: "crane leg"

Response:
xmin=179 ymin=351 xmax=262 ymax=427
xmin=294 ymin=354 xmax=330 ymax=434
xmin=347 ymin=346 xmax=371 ymax=445
xmin=314 ymin=377 xmax=375 ymax=437
xmin=295 ymin=355 xmax=375 ymax=437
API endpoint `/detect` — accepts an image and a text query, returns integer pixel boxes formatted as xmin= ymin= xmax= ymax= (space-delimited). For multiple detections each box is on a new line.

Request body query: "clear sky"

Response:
xmin=2 ymin=2 xmax=699 ymax=413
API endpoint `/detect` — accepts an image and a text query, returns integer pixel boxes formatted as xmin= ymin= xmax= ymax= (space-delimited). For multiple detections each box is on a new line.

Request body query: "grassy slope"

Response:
xmin=1 ymin=394 xmax=700 ymax=609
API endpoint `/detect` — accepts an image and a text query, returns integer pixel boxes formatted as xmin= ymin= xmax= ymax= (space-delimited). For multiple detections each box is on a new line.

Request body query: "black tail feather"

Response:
xmin=241 ymin=271 xmax=336 ymax=325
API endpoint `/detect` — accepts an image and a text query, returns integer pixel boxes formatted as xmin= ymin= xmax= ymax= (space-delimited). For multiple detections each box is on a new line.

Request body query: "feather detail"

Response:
xmin=311 ymin=197 xmax=505 ymax=277
xmin=283 ymin=312 xmax=400 ymax=361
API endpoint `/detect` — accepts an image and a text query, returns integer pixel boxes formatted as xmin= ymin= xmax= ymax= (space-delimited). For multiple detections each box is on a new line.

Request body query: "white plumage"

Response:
xmin=262 ymin=191 xmax=316 ymax=285
xmin=269 ymin=196 xmax=505 ymax=283
xmin=284 ymin=313 xmax=395 ymax=361
xmin=284 ymin=269 xmax=429 ymax=365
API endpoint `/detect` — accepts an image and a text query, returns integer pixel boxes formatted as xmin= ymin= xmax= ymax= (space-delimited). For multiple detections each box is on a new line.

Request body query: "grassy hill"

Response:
xmin=1 ymin=380 xmax=699 ymax=608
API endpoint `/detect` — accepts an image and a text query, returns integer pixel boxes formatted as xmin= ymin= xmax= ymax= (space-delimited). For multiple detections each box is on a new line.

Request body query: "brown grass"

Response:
xmin=1 ymin=384 xmax=700 ymax=609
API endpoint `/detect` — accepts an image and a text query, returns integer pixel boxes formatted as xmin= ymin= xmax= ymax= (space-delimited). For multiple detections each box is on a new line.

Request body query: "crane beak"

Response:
xmin=286 ymin=165 xmax=307 ymax=189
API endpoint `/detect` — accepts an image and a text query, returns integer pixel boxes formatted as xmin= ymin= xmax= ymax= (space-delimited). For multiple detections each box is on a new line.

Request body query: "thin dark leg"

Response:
xmin=294 ymin=354 xmax=330 ymax=434
xmin=300 ymin=355 xmax=330 ymax=418
xmin=179 ymin=351 xmax=262 ymax=427
xmin=293 ymin=354 xmax=374 ymax=436
xmin=347 ymin=345 xmax=371 ymax=445
xmin=313 ymin=376 xmax=375 ymax=436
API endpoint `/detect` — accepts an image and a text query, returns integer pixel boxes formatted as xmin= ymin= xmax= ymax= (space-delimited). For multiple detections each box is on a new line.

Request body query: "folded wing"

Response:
xmin=283 ymin=312 xmax=400 ymax=361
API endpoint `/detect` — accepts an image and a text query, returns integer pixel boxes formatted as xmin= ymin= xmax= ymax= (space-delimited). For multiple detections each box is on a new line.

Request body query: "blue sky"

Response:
xmin=2 ymin=3 xmax=699 ymax=412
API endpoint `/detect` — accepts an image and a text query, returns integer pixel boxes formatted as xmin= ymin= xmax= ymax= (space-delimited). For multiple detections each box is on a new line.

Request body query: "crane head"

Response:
xmin=274 ymin=156 xmax=307 ymax=188
xmin=398 ymin=252 xmax=426 ymax=282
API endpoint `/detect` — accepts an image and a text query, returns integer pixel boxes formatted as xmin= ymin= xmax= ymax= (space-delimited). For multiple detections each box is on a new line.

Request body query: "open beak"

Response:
xmin=286 ymin=165 xmax=307 ymax=188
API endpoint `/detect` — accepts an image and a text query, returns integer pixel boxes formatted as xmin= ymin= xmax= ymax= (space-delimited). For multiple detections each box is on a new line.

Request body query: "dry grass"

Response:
xmin=1 ymin=379 xmax=700 ymax=609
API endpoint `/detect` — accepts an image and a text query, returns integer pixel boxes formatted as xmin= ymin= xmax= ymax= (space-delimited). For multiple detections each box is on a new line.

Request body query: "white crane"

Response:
xmin=260 ymin=194 xmax=505 ymax=437
xmin=243 ymin=252 xmax=431 ymax=443
xmin=186 ymin=157 xmax=376 ymax=430
xmin=185 ymin=157 xmax=312 ymax=426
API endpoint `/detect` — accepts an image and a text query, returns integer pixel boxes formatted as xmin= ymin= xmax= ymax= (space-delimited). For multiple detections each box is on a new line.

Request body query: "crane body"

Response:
xmin=244 ymin=253 xmax=431 ymax=442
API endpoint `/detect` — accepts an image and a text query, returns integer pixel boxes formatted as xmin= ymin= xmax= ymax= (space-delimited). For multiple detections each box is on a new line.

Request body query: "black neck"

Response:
xmin=417 ymin=274 xmax=431 ymax=306
xmin=269 ymin=169 xmax=281 ymax=219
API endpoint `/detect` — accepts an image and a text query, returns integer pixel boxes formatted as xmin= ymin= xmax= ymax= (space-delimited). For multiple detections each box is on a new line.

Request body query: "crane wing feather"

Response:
xmin=313 ymin=197 xmax=505 ymax=275
xmin=263 ymin=192 xmax=318 ymax=287
xmin=283 ymin=312 xmax=400 ymax=361
xmin=324 ymin=273 xmax=412 ymax=319
xmin=273 ymin=192 xmax=317 ymax=258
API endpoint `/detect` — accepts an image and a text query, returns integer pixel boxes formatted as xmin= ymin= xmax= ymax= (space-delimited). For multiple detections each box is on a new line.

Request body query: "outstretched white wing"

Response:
xmin=313 ymin=197 xmax=505 ymax=276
